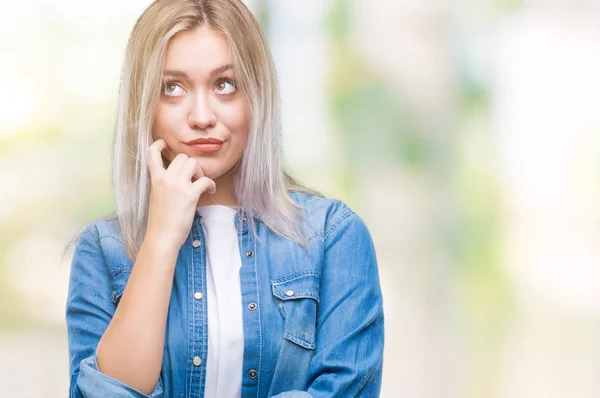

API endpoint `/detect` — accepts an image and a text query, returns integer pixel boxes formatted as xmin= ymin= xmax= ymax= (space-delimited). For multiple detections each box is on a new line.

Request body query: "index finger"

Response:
xmin=147 ymin=138 xmax=168 ymax=178
xmin=191 ymin=159 xmax=205 ymax=182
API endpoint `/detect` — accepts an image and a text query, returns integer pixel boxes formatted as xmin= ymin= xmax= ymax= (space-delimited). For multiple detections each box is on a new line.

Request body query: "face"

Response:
xmin=153 ymin=25 xmax=249 ymax=182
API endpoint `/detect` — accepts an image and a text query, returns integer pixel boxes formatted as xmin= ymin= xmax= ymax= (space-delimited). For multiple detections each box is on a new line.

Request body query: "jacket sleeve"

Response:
xmin=274 ymin=207 xmax=385 ymax=398
xmin=65 ymin=224 xmax=164 ymax=398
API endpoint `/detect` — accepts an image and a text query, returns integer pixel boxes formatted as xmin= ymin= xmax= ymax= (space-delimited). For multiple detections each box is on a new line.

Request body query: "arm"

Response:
xmin=274 ymin=208 xmax=385 ymax=398
xmin=66 ymin=224 xmax=176 ymax=397
xmin=67 ymin=139 xmax=213 ymax=397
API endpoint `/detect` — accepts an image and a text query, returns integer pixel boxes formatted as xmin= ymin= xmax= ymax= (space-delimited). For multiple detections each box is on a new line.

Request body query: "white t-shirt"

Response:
xmin=197 ymin=205 xmax=244 ymax=398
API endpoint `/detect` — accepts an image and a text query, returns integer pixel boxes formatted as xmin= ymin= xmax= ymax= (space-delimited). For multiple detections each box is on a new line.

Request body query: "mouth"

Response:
xmin=184 ymin=137 xmax=224 ymax=154
xmin=187 ymin=143 xmax=222 ymax=153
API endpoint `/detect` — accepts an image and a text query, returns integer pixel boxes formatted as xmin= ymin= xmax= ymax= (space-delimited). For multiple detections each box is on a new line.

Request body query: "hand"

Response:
xmin=145 ymin=138 xmax=216 ymax=249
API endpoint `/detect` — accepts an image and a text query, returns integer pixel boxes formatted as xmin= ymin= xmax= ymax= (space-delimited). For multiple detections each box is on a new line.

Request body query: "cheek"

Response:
xmin=222 ymin=102 xmax=249 ymax=143
xmin=153 ymin=103 xmax=184 ymax=138
xmin=153 ymin=104 xmax=186 ymax=163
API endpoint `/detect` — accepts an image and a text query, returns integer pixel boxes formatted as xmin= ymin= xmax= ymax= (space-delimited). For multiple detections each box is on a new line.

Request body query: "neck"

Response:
xmin=197 ymin=167 xmax=240 ymax=208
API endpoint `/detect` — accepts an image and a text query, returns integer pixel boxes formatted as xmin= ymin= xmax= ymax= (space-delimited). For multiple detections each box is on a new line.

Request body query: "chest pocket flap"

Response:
xmin=271 ymin=271 xmax=320 ymax=349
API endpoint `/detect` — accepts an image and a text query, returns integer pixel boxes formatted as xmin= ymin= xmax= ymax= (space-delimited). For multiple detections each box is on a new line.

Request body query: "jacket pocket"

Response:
xmin=271 ymin=271 xmax=320 ymax=350
xmin=109 ymin=269 xmax=132 ymax=307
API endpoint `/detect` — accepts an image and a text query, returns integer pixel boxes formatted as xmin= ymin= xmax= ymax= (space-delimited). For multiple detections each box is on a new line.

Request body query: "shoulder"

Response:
xmin=93 ymin=215 xmax=124 ymax=242
xmin=288 ymin=191 xmax=369 ymax=243
xmin=72 ymin=215 xmax=132 ymax=274
xmin=74 ymin=215 xmax=123 ymax=246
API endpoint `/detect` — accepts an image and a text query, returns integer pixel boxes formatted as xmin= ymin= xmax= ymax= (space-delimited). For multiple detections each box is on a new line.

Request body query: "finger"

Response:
xmin=191 ymin=161 xmax=205 ymax=182
xmin=180 ymin=157 xmax=199 ymax=182
xmin=192 ymin=176 xmax=217 ymax=195
xmin=147 ymin=139 xmax=168 ymax=179
xmin=164 ymin=153 xmax=189 ymax=177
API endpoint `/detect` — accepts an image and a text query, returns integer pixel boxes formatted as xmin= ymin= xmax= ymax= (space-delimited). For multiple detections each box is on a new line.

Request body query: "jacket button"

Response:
xmin=285 ymin=290 xmax=295 ymax=297
xmin=194 ymin=292 xmax=203 ymax=300
xmin=240 ymin=216 xmax=247 ymax=223
xmin=246 ymin=250 xmax=254 ymax=258
xmin=192 ymin=240 xmax=201 ymax=248
xmin=248 ymin=302 xmax=257 ymax=311
xmin=248 ymin=369 xmax=257 ymax=379
xmin=193 ymin=356 xmax=202 ymax=366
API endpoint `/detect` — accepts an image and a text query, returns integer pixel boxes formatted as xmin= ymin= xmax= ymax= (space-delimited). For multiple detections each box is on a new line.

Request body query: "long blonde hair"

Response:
xmin=74 ymin=0 xmax=322 ymax=262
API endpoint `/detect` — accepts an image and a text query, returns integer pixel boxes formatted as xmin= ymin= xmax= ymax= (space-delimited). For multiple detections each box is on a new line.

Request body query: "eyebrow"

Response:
xmin=163 ymin=64 xmax=233 ymax=79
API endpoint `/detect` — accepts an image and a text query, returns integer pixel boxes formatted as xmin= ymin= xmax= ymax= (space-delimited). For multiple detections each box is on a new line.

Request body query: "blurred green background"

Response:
xmin=1 ymin=0 xmax=600 ymax=397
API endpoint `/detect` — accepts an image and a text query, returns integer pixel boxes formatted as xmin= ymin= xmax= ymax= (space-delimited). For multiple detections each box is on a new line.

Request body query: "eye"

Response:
xmin=214 ymin=79 xmax=236 ymax=95
xmin=162 ymin=81 xmax=185 ymax=97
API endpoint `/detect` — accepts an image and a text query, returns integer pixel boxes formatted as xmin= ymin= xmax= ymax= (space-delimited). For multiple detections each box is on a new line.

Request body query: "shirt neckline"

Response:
xmin=196 ymin=204 xmax=239 ymax=221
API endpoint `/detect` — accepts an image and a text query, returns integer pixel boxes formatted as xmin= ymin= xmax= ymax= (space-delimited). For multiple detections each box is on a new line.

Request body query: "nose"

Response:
xmin=188 ymin=93 xmax=216 ymax=130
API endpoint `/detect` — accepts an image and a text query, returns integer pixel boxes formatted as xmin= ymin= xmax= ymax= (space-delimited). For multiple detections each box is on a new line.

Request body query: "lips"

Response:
xmin=185 ymin=137 xmax=224 ymax=145
xmin=185 ymin=137 xmax=224 ymax=154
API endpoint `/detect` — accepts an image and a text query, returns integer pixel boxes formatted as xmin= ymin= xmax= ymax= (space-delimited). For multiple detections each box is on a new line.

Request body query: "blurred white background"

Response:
xmin=1 ymin=0 xmax=599 ymax=397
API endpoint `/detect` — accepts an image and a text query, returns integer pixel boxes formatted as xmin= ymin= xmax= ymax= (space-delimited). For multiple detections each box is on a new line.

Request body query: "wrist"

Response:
xmin=142 ymin=231 xmax=181 ymax=258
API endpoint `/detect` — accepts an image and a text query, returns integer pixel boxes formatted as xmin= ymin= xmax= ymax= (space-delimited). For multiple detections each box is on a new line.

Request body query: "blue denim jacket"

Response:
xmin=66 ymin=192 xmax=384 ymax=397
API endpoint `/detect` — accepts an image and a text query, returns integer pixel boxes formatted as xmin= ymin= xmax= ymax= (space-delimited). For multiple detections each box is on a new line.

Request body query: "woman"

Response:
xmin=65 ymin=0 xmax=384 ymax=397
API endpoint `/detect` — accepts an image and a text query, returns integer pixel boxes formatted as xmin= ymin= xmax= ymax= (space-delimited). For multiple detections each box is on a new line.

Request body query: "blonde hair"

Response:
xmin=73 ymin=0 xmax=323 ymax=262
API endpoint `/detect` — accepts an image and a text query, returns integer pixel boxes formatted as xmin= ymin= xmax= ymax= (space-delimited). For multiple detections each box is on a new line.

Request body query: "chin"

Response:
xmin=202 ymin=170 xmax=220 ymax=180
xmin=196 ymin=164 xmax=223 ymax=180
xmin=195 ymin=157 xmax=239 ymax=180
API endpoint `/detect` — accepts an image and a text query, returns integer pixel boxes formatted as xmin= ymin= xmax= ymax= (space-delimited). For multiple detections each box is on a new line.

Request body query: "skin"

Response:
xmin=153 ymin=24 xmax=250 ymax=209
xmin=95 ymin=26 xmax=249 ymax=394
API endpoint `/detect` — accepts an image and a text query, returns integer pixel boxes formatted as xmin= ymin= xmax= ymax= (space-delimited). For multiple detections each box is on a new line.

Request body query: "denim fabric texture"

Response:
xmin=66 ymin=192 xmax=385 ymax=397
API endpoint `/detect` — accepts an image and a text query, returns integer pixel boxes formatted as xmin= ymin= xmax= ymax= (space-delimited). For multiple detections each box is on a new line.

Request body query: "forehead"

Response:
xmin=164 ymin=25 xmax=233 ymax=76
